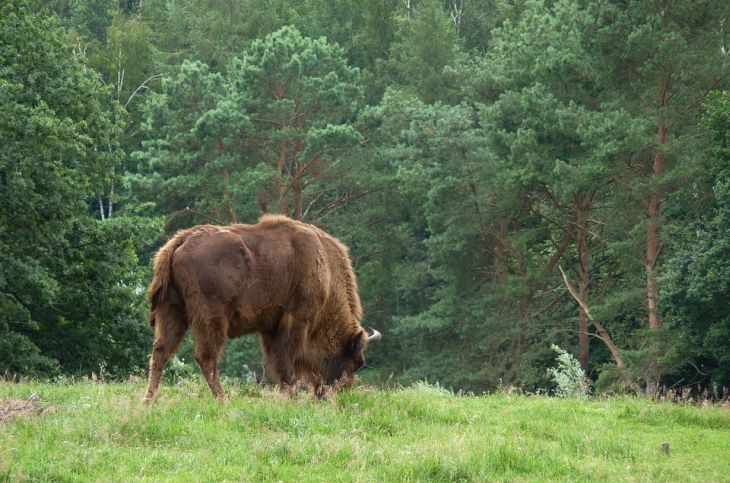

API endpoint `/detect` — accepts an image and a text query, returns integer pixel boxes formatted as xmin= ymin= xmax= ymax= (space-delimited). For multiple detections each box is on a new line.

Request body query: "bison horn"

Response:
xmin=367 ymin=328 xmax=382 ymax=342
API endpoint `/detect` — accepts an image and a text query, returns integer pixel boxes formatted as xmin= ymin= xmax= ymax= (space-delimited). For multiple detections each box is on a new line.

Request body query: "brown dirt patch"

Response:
xmin=0 ymin=399 xmax=37 ymax=423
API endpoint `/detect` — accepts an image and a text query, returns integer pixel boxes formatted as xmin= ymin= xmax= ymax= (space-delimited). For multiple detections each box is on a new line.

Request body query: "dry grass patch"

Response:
xmin=0 ymin=399 xmax=37 ymax=423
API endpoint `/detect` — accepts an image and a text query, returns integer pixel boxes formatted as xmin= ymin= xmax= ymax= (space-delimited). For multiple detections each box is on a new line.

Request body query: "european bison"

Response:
xmin=144 ymin=214 xmax=381 ymax=400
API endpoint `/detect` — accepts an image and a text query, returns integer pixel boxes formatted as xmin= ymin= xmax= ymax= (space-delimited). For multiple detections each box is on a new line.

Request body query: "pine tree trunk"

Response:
xmin=278 ymin=131 xmax=288 ymax=216
xmin=646 ymin=183 xmax=662 ymax=330
xmin=293 ymin=169 xmax=303 ymax=221
xmin=647 ymin=118 xmax=667 ymax=331
xmin=494 ymin=218 xmax=508 ymax=284
xmin=223 ymin=167 xmax=237 ymax=223
xmin=275 ymin=88 xmax=289 ymax=217
xmin=647 ymin=0 xmax=670 ymax=330
xmin=293 ymin=104 xmax=303 ymax=221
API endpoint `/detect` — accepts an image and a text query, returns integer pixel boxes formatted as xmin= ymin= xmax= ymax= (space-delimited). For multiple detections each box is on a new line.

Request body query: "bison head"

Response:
xmin=323 ymin=328 xmax=381 ymax=389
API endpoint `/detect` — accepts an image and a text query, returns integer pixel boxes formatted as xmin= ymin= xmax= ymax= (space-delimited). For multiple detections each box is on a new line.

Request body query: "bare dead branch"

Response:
xmin=558 ymin=265 xmax=626 ymax=369
xmin=302 ymin=190 xmax=326 ymax=220
xmin=124 ymin=74 xmax=163 ymax=110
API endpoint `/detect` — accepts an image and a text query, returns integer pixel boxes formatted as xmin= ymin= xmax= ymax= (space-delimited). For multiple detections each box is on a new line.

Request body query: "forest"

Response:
xmin=1 ymin=0 xmax=729 ymax=395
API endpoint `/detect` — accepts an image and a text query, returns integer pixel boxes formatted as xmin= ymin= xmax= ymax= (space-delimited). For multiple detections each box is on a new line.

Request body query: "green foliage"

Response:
xmin=34 ymin=215 xmax=162 ymax=376
xmin=224 ymin=25 xmax=362 ymax=219
xmin=100 ymin=13 xmax=155 ymax=105
xmin=5 ymin=0 xmax=728 ymax=393
xmin=662 ymin=91 xmax=730 ymax=385
xmin=161 ymin=356 xmax=198 ymax=385
xmin=52 ymin=0 xmax=118 ymax=42
xmin=387 ymin=0 xmax=461 ymax=103
xmin=130 ymin=59 xmax=233 ymax=226
xmin=0 ymin=1 xmax=106 ymax=374
xmin=132 ymin=26 xmax=362 ymax=225
xmin=139 ymin=0 xmax=299 ymax=69
xmin=357 ymin=90 xmax=508 ymax=390
xmin=0 ymin=1 xmax=158 ymax=377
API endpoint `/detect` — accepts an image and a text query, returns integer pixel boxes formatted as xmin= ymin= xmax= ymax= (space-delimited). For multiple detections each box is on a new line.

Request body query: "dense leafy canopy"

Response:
xmin=2 ymin=0 xmax=728 ymax=393
xmin=0 ymin=2 xmax=159 ymax=376
xmin=663 ymin=92 xmax=730 ymax=384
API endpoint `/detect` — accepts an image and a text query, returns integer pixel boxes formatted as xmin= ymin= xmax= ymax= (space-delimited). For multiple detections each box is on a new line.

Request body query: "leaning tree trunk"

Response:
xmin=575 ymin=196 xmax=591 ymax=372
xmin=559 ymin=266 xmax=626 ymax=369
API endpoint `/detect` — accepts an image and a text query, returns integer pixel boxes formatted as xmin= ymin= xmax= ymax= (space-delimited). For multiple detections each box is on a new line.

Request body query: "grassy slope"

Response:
xmin=1 ymin=381 xmax=729 ymax=482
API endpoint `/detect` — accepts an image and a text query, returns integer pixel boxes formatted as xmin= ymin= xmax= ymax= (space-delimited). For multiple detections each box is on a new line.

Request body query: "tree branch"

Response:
xmin=558 ymin=265 xmax=626 ymax=369
xmin=124 ymin=74 xmax=163 ymax=110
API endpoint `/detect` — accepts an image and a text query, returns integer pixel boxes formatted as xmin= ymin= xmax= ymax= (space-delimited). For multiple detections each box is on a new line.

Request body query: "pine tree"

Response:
xmin=221 ymin=26 xmax=362 ymax=220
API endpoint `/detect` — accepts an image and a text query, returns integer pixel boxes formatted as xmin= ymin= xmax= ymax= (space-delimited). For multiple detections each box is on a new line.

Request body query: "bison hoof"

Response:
xmin=143 ymin=391 xmax=158 ymax=403
xmin=278 ymin=383 xmax=297 ymax=399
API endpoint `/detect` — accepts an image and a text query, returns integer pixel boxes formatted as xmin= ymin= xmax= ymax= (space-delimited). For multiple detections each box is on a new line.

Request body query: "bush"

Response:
xmin=547 ymin=345 xmax=590 ymax=397
xmin=162 ymin=357 xmax=198 ymax=385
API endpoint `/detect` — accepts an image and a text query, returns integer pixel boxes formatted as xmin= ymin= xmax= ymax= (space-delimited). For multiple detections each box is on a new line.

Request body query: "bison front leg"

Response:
xmin=306 ymin=373 xmax=327 ymax=400
xmin=260 ymin=312 xmax=305 ymax=396
xmin=192 ymin=317 xmax=227 ymax=401
xmin=196 ymin=352 xmax=225 ymax=401
xmin=262 ymin=340 xmax=296 ymax=396
xmin=145 ymin=305 xmax=188 ymax=401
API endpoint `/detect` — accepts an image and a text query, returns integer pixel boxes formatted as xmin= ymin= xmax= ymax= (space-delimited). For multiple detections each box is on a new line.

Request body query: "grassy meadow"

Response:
xmin=1 ymin=380 xmax=729 ymax=481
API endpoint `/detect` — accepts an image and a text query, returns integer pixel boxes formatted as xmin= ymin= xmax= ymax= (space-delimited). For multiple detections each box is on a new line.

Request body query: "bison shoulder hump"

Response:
xmin=258 ymin=214 xmax=296 ymax=226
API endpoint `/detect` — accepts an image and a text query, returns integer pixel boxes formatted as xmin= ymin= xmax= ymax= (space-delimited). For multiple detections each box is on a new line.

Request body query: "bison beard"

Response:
xmin=144 ymin=215 xmax=380 ymax=401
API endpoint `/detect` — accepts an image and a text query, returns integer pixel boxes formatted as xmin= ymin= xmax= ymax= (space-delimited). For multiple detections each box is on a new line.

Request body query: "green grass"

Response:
xmin=1 ymin=380 xmax=729 ymax=482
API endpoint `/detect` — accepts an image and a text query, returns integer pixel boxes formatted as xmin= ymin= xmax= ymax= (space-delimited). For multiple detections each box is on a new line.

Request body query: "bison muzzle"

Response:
xmin=144 ymin=215 xmax=381 ymax=401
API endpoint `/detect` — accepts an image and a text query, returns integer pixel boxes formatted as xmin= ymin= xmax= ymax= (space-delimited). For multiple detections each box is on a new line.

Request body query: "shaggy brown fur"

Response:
xmin=144 ymin=215 xmax=375 ymax=400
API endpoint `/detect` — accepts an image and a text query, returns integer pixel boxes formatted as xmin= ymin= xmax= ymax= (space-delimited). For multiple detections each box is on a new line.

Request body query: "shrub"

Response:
xmin=547 ymin=345 xmax=590 ymax=397
xmin=163 ymin=356 xmax=198 ymax=385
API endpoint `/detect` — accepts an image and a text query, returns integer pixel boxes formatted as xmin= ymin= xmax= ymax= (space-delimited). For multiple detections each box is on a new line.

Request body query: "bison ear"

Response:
xmin=348 ymin=330 xmax=367 ymax=354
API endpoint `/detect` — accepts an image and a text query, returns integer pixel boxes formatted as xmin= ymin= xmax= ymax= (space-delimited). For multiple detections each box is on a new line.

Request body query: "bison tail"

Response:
xmin=148 ymin=231 xmax=188 ymax=327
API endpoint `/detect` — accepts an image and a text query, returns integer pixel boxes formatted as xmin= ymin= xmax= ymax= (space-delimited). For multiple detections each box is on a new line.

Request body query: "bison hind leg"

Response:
xmin=145 ymin=304 xmax=189 ymax=401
